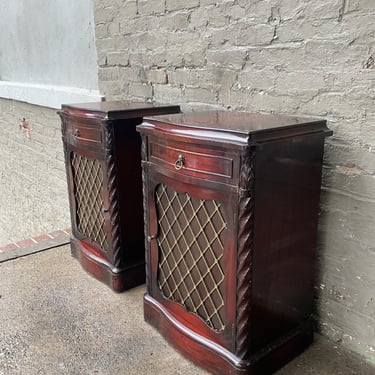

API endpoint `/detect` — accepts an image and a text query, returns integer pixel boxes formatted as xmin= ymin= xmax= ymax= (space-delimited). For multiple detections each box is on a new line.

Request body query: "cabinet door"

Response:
xmin=69 ymin=150 xmax=111 ymax=257
xmin=145 ymin=168 xmax=238 ymax=351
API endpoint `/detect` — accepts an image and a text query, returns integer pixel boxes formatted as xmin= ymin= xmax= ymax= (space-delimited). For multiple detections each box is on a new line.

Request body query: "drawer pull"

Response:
xmin=174 ymin=154 xmax=185 ymax=170
xmin=74 ymin=129 xmax=80 ymax=138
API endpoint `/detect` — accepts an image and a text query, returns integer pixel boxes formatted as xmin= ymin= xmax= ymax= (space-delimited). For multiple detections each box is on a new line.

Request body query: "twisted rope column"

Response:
xmin=104 ymin=120 xmax=121 ymax=268
xmin=235 ymin=147 xmax=255 ymax=359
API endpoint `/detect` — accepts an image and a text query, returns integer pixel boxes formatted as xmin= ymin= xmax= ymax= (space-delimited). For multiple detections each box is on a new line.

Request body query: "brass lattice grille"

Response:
xmin=155 ymin=184 xmax=227 ymax=331
xmin=71 ymin=153 xmax=108 ymax=251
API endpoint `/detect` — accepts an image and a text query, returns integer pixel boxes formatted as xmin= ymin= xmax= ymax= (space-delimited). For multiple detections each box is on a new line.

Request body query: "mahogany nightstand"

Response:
xmin=58 ymin=101 xmax=180 ymax=292
xmin=137 ymin=111 xmax=332 ymax=374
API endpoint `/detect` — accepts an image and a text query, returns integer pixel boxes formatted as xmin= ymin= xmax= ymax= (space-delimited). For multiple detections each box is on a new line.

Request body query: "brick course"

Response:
xmin=0 ymin=228 xmax=70 ymax=254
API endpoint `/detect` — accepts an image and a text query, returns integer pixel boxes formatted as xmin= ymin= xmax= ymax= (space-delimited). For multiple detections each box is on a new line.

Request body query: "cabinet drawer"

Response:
xmin=149 ymin=141 xmax=235 ymax=183
xmin=67 ymin=122 xmax=103 ymax=146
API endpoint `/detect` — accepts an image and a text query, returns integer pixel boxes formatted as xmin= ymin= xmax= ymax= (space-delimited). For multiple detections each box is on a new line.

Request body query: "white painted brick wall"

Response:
xmin=0 ymin=98 xmax=70 ymax=244
xmin=94 ymin=0 xmax=375 ymax=364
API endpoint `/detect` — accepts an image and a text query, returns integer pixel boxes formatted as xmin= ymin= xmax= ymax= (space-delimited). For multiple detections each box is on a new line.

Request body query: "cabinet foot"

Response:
xmin=70 ymin=236 xmax=145 ymax=292
xmin=144 ymin=294 xmax=314 ymax=375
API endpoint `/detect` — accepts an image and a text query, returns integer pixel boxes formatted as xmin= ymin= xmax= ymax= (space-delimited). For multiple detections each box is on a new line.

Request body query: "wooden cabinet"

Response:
xmin=137 ymin=111 xmax=332 ymax=374
xmin=58 ymin=101 xmax=180 ymax=292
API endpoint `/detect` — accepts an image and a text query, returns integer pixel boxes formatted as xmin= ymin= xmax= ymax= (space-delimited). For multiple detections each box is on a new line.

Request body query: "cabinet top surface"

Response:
xmin=59 ymin=101 xmax=180 ymax=120
xmin=139 ymin=111 xmax=331 ymax=145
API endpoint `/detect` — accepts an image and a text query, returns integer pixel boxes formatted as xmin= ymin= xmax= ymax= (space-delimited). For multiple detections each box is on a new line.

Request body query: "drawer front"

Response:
xmin=66 ymin=121 xmax=103 ymax=146
xmin=149 ymin=141 xmax=236 ymax=184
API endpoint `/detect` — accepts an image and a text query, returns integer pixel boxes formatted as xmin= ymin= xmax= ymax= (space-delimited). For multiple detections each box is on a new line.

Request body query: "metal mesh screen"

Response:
xmin=71 ymin=153 xmax=108 ymax=251
xmin=155 ymin=184 xmax=227 ymax=331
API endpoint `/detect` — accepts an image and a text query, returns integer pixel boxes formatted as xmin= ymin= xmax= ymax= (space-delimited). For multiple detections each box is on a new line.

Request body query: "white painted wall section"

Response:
xmin=0 ymin=0 xmax=102 ymax=108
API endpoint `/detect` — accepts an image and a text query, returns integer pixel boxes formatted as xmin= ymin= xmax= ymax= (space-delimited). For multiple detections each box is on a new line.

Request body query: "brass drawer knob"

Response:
xmin=174 ymin=154 xmax=185 ymax=170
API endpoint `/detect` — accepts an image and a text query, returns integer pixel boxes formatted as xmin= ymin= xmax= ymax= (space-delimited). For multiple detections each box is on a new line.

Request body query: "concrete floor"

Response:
xmin=0 ymin=245 xmax=374 ymax=375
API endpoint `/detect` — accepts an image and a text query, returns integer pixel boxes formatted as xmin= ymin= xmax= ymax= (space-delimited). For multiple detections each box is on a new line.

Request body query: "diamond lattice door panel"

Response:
xmin=71 ymin=152 xmax=108 ymax=251
xmin=156 ymin=184 xmax=227 ymax=331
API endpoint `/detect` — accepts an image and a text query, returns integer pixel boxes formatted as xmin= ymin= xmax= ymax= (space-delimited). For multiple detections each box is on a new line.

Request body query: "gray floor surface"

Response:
xmin=0 ymin=245 xmax=374 ymax=374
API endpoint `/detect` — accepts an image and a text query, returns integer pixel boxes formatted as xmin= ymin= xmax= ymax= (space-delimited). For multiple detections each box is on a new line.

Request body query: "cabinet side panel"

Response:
xmin=114 ymin=118 xmax=144 ymax=263
xmin=251 ymin=134 xmax=325 ymax=352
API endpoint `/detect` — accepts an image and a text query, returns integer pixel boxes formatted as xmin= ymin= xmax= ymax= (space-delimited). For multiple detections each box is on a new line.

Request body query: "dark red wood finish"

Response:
xmin=58 ymin=101 xmax=180 ymax=292
xmin=137 ymin=111 xmax=332 ymax=374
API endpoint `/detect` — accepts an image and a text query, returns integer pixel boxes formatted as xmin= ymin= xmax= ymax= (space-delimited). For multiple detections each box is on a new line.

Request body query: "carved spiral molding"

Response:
xmin=105 ymin=120 xmax=121 ymax=268
xmin=236 ymin=147 xmax=255 ymax=359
